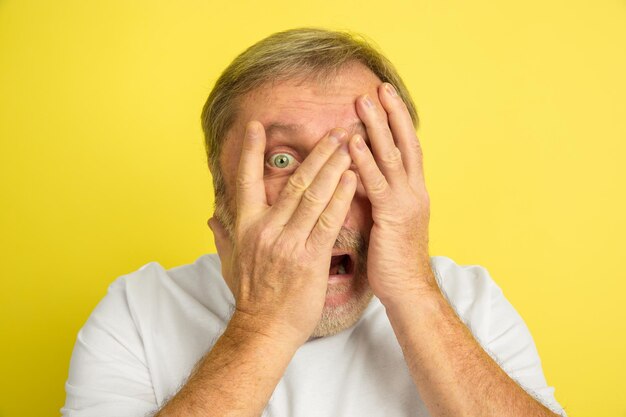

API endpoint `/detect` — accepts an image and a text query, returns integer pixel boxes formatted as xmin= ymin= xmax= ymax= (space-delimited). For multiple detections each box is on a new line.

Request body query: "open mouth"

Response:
xmin=329 ymin=253 xmax=354 ymax=276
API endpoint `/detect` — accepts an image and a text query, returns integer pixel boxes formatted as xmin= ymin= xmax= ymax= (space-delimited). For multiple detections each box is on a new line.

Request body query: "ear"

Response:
xmin=208 ymin=217 xmax=234 ymax=292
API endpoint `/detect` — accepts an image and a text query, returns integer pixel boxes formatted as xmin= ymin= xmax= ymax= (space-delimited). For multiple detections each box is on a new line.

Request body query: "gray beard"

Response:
xmin=214 ymin=197 xmax=374 ymax=338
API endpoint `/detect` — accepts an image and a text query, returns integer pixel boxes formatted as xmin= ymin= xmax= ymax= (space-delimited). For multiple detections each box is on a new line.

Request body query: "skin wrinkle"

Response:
xmin=265 ymin=121 xmax=369 ymax=141
xmin=262 ymin=122 xmax=370 ymax=172
xmin=216 ymin=63 xmax=381 ymax=337
xmin=217 ymin=203 xmax=372 ymax=338
xmin=157 ymin=30 xmax=562 ymax=417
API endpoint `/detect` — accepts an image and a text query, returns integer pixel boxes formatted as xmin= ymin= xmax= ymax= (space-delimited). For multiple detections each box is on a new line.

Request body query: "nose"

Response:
xmin=340 ymin=176 xmax=371 ymax=231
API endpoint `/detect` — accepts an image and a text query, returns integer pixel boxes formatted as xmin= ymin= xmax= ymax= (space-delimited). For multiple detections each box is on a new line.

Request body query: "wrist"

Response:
xmin=226 ymin=310 xmax=304 ymax=354
xmin=377 ymin=268 xmax=441 ymax=310
xmin=381 ymin=279 xmax=451 ymax=336
xmin=383 ymin=286 xmax=443 ymax=314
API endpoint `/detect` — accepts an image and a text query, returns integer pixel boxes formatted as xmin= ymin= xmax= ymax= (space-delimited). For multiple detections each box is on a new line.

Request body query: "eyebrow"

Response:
xmin=265 ymin=122 xmax=301 ymax=137
xmin=265 ymin=121 xmax=368 ymax=138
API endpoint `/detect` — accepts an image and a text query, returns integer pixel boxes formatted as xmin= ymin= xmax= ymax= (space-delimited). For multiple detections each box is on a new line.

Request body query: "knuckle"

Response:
xmin=236 ymin=174 xmax=253 ymax=190
xmin=381 ymin=147 xmax=403 ymax=166
xmin=286 ymin=173 xmax=308 ymax=194
xmin=369 ymin=176 xmax=389 ymax=196
xmin=407 ymin=137 xmax=423 ymax=156
xmin=305 ymin=231 xmax=325 ymax=254
xmin=407 ymin=144 xmax=423 ymax=161
xmin=302 ymin=188 xmax=325 ymax=206
xmin=317 ymin=212 xmax=335 ymax=230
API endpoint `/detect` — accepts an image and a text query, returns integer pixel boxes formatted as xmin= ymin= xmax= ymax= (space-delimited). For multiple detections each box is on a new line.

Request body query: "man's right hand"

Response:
xmin=209 ymin=121 xmax=356 ymax=348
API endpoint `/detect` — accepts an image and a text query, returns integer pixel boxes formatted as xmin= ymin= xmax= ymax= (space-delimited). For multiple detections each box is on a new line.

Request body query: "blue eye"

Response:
xmin=268 ymin=153 xmax=295 ymax=169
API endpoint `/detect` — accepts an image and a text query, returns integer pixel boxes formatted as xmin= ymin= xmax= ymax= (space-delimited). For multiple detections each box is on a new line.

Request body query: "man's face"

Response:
xmin=220 ymin=63 xmax=384 ymax=336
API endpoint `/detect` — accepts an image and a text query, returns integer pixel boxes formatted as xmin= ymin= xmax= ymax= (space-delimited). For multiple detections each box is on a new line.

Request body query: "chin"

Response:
xmin=309 ymin=286 xmax=374 ymax=338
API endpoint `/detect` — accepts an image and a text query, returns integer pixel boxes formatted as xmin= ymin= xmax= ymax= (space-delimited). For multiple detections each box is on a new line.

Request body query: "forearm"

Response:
xmin=155 ymin=314 xmax=297 ymax=417
xmin=384 ymin=279 xmax=558 ymax=417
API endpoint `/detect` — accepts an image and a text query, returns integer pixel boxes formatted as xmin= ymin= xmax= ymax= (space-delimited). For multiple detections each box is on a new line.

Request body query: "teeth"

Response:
xmin=338 ymin=263 xmax=346 ymax=275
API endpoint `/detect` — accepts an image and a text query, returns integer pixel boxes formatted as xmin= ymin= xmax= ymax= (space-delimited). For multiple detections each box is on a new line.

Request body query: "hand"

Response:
xmin=209 ymin=121 xmax=357 ymax=347
xmin=349 ymin=83 xmax=436 ymax=306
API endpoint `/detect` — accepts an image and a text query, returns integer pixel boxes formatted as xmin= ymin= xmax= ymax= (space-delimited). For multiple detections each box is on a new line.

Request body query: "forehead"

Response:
xmin=228 ymin=63 xmax=383 ymax=146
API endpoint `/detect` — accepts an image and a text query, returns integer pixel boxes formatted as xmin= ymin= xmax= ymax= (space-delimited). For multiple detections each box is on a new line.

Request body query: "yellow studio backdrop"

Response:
xmin=0 ymin=0 xmax=624 ymax=416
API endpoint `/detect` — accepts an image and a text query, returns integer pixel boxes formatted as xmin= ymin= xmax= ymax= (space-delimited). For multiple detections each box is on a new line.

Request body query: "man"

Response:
xmin=63 ymin=28 xmax=566 ymax=417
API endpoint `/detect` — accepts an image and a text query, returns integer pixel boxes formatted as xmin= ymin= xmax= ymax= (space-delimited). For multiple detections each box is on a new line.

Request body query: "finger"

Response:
xmin=349 ymin=134 xmax=393 ymax=207
xmin=285 ymin=142 xmax=352 ymax=236
xmin=236 ymin=121 xmax=268 ymax=219
xmin=355 ymin=93 xmax=407 ymax=187
xmin=270 ymin=128 xmax=347 ymax=225
xmin=378 ymin=83 xmax=425 ymax=188
xmin=306 ymin=170 xmax=357 ymax=254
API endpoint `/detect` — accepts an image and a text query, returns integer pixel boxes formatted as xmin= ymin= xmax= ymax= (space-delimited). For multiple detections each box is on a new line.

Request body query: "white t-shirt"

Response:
xmin=62 ymin=254 xmax=565 ymax=416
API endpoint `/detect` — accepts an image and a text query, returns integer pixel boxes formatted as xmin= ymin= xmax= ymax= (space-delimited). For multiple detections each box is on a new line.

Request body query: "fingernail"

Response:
xmin=341 ymin=171 xmax=356 ymax=185
xmin=385 ymin=83 xmax=398 ymax=97
xmin=362 ymin=95 xmax=374 ymax=108
xmin=246 ymin=121 xmax=261 ymax=137
xmin=353 ymin=135 xmax=366 ymax=151
xmin=330 ymin=128 xmax=347 ymax=143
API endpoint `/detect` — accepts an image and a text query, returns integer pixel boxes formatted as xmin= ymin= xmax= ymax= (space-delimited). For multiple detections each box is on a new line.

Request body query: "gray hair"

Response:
xmin=201 ymin=28 xmax=418 ymax=227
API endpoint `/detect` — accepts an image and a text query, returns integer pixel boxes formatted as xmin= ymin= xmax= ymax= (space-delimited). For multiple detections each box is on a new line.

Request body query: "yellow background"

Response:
xmin=1 ymin=1 xmax=624 ymax=416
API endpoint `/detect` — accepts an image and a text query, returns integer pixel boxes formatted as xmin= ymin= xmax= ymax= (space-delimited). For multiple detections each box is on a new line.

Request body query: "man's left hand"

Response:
xmin=349 ymin=82 xmax=437 ymax=306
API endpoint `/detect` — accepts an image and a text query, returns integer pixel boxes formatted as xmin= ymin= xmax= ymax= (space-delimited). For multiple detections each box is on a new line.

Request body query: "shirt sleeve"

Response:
xmin=484 ymin=280 xmax=567 ymax=416
xmin=61 ymin=278 xmax=158 ymax=417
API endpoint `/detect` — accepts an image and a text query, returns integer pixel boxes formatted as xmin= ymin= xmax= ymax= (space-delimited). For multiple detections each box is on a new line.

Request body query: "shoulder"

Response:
xmin=103 ymin=254 xmax=231 ymax=314
xmin=79 ymin=253 xmax=229 ymax=347
xmin=110 ymin=253 xmax=223 ymax=294
xmin=430 ymin=255 xmax=498 ymax=295
xmin=429 ymin=255 xmax=519 ymax=345
xmin=430 ymin=256 xmax=500 ymax=325
xmin=63 ymin=254 xmax=232 ymax=413
xmin=430 ymin=256 xmax=566 ymax=415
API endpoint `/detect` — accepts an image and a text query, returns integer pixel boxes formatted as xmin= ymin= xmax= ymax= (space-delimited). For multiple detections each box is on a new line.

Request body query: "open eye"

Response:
xmin=267 ymin=153 xmax=296 ymax=169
